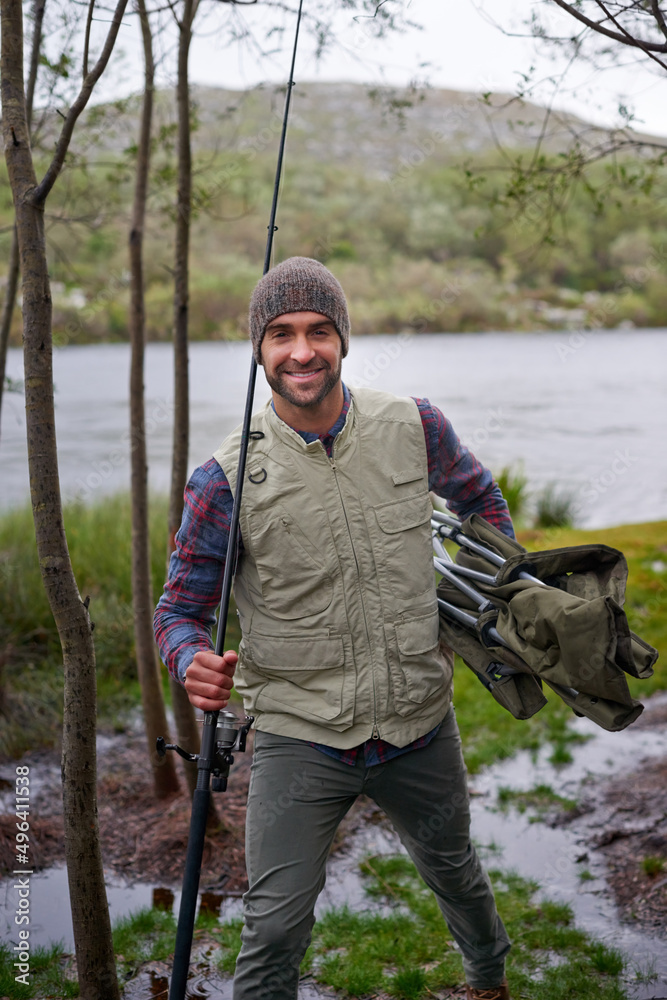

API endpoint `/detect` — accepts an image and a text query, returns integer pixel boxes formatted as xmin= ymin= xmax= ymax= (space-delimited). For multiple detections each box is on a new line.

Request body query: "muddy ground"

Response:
xmin=550 ymin=698 xmax=667 ymax=935
xmin=0 ymin=727 xmax=371 ymax=895
xmin=1 ymin=703 xmax=666 ymax=934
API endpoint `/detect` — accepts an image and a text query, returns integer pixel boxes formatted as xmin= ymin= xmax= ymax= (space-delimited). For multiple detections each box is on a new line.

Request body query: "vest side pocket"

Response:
xmin=246 ymin=630 xmax=355 ymax=726
xmin=385 ymin=609 xmax=447 ymax=711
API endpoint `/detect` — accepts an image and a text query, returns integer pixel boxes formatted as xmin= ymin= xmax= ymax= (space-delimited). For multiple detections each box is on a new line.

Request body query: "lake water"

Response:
xmin=1 ymin=329 xmax=666 ymax=527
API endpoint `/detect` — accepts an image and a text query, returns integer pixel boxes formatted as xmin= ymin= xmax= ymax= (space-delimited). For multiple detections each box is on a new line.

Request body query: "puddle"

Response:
xmin=2 ymin=699 xmax=667 ymax=998
xmin=121 ymin=966 xmax=335 ymax=1000
xmin=0 ymin=868 xmax=244 ymax=955
xmin=467 ymin=712 xmax=667 ymax=1000
xmin=1 ymin=868 xmax=170 ymax=951
xmin=121 ymin=965 xmax=335 ymax=1000
xmin=121 ymin=962 xmax=231 ymax=1000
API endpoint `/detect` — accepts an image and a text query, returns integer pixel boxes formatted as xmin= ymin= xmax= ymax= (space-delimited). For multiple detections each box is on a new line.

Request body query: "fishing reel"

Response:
xmin=156 ymin=711 xmax=254 ymax=792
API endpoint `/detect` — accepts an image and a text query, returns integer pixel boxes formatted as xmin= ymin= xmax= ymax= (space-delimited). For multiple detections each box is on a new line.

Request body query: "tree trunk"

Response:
xmin=167 ymin=0 xmax=195 ymax=552
xmin=130 ymin=0 xmax=180 ymax=799
xmin=0 ymin=228 xmax=20 ymax=431
xmin=170 ymin=674 xmax=202 ymax=795
xmin=1 ymin=2 xmax=126 ymax=996
xmin=166 ymin=0 xmax=205 ymax=797
xmin=0 ymin=0 xmax=45 ymax=439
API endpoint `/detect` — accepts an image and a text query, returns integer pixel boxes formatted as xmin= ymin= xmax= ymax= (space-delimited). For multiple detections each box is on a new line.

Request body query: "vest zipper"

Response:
xmin=326 ymin=446 xmax=380 ymax=741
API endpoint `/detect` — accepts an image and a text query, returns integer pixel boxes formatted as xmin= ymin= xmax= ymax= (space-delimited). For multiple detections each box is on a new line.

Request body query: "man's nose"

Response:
xmin=290 ymin=334 xmax=316 ymax=365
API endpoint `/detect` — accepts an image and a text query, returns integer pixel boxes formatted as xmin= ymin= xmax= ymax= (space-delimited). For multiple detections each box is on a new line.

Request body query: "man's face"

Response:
xmin=260 ymin=311 xmax=343 ymax=409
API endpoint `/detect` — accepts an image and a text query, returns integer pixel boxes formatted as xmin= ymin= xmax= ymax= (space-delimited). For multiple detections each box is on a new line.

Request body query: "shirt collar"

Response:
xmin=271 ymin=383 xmax=351 ymax=447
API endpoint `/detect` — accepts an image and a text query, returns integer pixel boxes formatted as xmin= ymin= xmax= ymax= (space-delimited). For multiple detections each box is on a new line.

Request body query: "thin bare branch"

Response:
xmin=25 ymin=0 xmax=46 ymax=130
xmin=651 ymin=0 xmax=667 ymax=40
xmin=528 ymin=41 xmax=584 ymax=173
xmin=550 ymin=0 xmax=667 ymax=51
xmin=83 ymin=0 xmax=96 ymax=78
xmin=592 ymin=0 xmax=667 ymax=70
xmin=35 ymin=0 xmax=130 ymax=204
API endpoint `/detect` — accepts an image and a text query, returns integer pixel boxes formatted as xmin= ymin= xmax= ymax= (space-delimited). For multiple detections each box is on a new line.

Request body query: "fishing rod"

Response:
xmin=158 ymin=5 xmax=305 ymax=996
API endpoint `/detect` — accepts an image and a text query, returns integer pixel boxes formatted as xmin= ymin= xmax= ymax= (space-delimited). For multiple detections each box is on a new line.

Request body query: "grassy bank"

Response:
xmin=0 ymin=497 xmax=664 ymax=765
xmin=0 ymin=494 xmax=164 ymax=759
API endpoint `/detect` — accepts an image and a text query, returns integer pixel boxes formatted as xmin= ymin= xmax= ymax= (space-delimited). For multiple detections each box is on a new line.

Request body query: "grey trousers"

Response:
xmin=233 ymin=707 xmax=510 ymax=999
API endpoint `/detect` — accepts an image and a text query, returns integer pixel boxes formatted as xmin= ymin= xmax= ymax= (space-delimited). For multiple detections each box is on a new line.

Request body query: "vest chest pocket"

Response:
xmin=373 ymin=491 xmax=435 ymax=601
xmin=245 ymin=505 xmax=334 ymax=619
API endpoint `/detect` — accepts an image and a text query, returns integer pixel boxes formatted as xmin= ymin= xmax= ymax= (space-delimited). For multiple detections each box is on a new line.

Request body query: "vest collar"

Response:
xmin=265 ymin=389 xmax=358 ymax=457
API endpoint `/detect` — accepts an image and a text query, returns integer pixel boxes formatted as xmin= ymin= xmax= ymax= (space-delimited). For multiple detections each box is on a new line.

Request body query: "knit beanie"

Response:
xmin=248 ymin=257 xmax=350 ymax=362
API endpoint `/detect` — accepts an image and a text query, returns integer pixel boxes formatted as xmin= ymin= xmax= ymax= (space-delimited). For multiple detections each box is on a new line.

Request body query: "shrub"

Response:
xmin=533 ymin=483 xmax=577 ymax=529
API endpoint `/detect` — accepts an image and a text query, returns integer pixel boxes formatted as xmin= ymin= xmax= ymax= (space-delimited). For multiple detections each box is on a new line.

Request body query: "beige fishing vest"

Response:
xmin=213 ymin=386 xmax=453 ymax=748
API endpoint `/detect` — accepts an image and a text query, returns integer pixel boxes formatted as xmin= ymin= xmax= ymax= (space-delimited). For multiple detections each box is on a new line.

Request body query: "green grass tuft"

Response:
xmin=214 ymin=917 xmax=244 ymax=975
xmin=494 ymin=465 xmax=529 ymax=521
xmin=589 ymin=942 xmax=625 ymax=975
xmin=548 ymin=742 xmax=574 ymax=765
xmin=0 ymin=941 xmax=79 ymax=998
xmin=387 ymin=967 xmax=428 ymax=998
xmin=641 ymin=855 xmax=665 ymax=877
xmin=112 ymin=906 xmax=177 ymax=978
xmin=497 ymin=783 xmax=578 ymax=815
xmin=533 ymin=483 xmax=578 ymax=529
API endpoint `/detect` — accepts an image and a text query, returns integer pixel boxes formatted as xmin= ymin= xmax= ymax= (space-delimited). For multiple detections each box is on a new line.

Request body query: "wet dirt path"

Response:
xmin=2 ymin=697 xmax=667 ymax=998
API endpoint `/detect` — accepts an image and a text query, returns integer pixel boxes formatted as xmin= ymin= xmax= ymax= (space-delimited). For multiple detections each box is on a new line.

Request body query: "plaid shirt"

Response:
xmin=154 ymin=386 xmax=514 ymax=766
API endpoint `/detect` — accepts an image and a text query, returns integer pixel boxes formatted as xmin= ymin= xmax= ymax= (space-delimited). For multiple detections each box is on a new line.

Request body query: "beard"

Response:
xmin=264 ymin=356 xmax=342 ymax=409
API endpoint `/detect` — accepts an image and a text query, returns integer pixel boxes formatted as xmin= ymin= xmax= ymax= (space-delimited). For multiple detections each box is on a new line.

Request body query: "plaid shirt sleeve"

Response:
xmin=153 ymin=458 xmax=233 ymax=683
xmin=413 ymin=397 xmax=515 ymax=539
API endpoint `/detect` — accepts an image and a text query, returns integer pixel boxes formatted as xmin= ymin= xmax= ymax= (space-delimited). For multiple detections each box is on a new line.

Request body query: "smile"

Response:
xmin=284 ymin=369 xmax=324 ymax=380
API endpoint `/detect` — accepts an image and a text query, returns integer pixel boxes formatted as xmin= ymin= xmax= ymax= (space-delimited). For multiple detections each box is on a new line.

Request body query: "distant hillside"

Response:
xmin=80 ymin=79 xmax=661 ymax=172
xmin=2 ymin=81 xmax=666 ymax=344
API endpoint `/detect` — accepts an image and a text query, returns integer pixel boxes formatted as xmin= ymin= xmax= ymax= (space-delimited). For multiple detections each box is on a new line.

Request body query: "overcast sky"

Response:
xmin=100 ymin=0 xmax=666 ymax=136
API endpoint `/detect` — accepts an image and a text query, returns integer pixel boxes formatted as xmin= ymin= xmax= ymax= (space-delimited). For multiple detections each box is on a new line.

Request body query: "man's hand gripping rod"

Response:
xmin=158 ymin=4 xmax=304 ymax=996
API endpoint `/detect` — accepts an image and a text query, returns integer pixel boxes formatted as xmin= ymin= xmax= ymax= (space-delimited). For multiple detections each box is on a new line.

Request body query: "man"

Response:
xmin=155 ymin=257 xmax=513 ymax=1000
